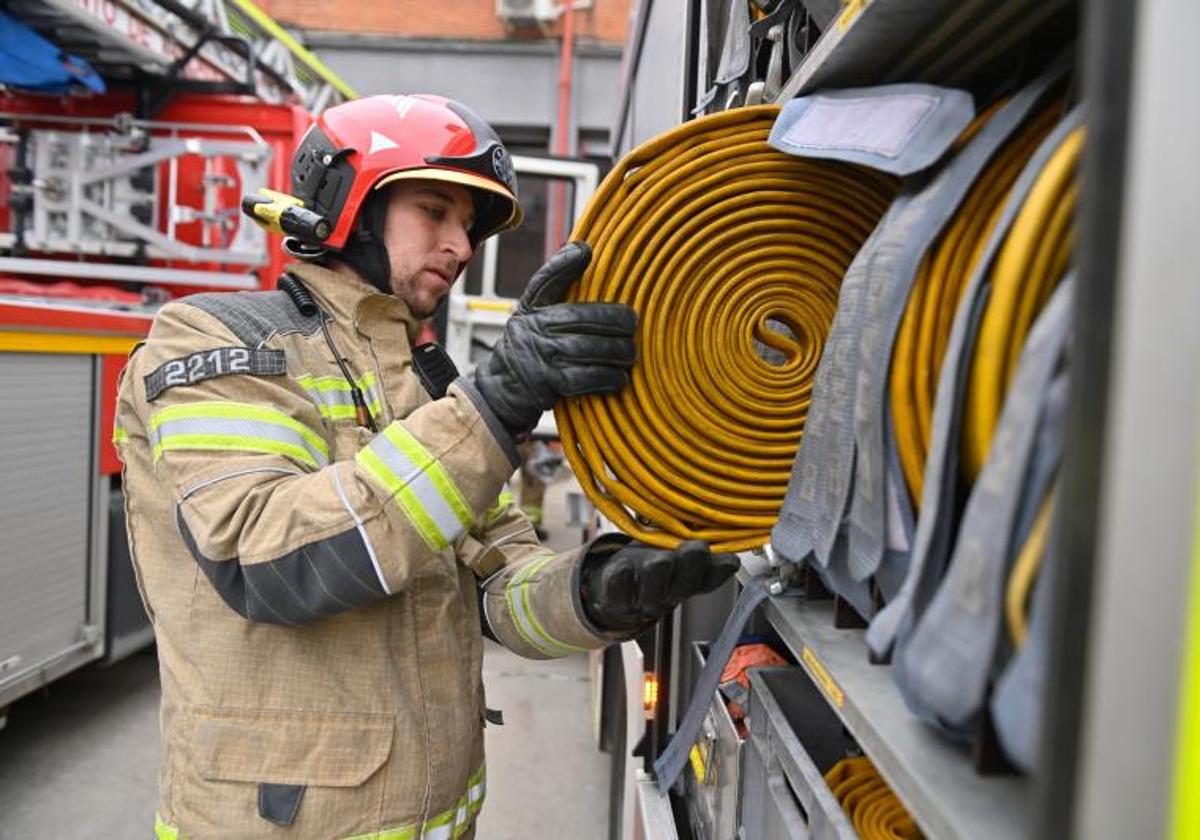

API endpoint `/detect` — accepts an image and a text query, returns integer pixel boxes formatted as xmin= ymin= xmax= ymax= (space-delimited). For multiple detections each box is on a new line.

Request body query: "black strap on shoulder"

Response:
xmin=411 ymin=343 xmax=460 ymax=400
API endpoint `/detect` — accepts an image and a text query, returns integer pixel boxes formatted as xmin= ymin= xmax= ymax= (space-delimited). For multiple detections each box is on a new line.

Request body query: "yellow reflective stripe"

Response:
xmin=482 ymin=489 xmax=516 ymax=526
xmin=467 ymin=762 xmax=486 ymax=815
xmin=383 ymin=425 xmax=473 ymax=530
xmin=506 ymin=556 xmax=587 ymax=656
xmin=518 ymin=557 xmax=587 ymax=656
xmin=148 ymin=402 xmax=327 ymax=453
xmin=155 ymin=815 xmax=179 ymax=840
xmin=151 ymin=433 xmax=320 ymax=469
xmin=112 ymin=426 xmax=128 ymax=445
xmin=296 ymin=371 xmax=377 ymax=392
xmin=148 ymin=402 xmax=329 ymax=469
xmin=356 ymin=447 xmax=447 ymax=550
xmin=296 ymin=371 xmax=379 ymax=401
xmin=342 ymin=825 xmax=416 ymax=840
xmin=341 ymin=761 xmax=485 ymax=840
xmin=297 ymin=372 xmax=384 ymax=420
xmin=356 ymin=423 xmax=474 ymax=549
xmin=158 ymin=764 xmax=484 ymax=840
xmin=311 ymin=400 xmax=385 ymax=421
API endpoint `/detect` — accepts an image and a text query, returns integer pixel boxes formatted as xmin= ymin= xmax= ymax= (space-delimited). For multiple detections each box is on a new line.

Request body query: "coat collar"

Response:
xmin=285 ymin=261 xmax=420 ymax=344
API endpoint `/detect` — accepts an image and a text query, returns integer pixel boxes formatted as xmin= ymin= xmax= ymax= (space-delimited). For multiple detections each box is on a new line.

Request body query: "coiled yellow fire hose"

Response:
xmin=825 ymin=756 xmax=923 ymax=839
xmin=556 ymin=106 xmax=897 ymax=551
xmin=890 ymin=102 xmax=1062 ymax=505
xmin=1006 ymin=492 xmax=1055 ymax=647
xmin=961 ymin=126 xmax=1083 ymax=480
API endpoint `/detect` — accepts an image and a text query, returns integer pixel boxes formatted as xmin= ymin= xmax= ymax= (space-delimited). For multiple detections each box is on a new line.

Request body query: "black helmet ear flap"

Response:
xmin=337 ymin=188 xmax=392 ymax=293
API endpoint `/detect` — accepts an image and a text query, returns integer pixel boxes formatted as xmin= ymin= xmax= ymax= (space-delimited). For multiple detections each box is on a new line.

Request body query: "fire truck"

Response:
xmin=0 ymin=0 xmax=353 ymax=717
xmin=0 ymin=0 xmax=602 ymax=722
xmin=592 ymin=1 xmax=1200 ymax=839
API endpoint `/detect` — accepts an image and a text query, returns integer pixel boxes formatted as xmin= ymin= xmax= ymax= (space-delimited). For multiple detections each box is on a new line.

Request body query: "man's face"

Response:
xmin=381 ymin=179 xmax=475 ymax=318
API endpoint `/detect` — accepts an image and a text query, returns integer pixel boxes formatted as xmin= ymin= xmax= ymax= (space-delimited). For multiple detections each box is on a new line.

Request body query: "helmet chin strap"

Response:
xmin=337 ymin=190 xmax=392 ymax=294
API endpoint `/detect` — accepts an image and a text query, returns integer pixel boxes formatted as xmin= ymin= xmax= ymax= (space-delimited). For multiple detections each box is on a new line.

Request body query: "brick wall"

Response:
xmin=259 ymin=0 xmax=631 ymax=44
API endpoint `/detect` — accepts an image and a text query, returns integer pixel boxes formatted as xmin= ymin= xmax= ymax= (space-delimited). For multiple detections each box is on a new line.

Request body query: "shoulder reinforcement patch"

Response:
xmin=183 ymin=290 xmax=323 ymax=348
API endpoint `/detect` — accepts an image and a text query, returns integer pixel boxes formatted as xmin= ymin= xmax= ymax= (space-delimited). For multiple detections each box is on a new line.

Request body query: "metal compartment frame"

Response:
xmin=741 ymin=666 xmax=859 ymax=840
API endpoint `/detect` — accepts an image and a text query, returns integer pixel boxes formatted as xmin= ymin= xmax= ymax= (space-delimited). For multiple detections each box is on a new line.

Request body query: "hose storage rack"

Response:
xmin=590 ymin=1 xmax=1105 ymax=835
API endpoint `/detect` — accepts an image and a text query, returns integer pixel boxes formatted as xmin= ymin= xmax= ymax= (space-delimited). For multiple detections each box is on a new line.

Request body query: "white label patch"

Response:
xmin=782 ymin=94 xmax=939 ymax=159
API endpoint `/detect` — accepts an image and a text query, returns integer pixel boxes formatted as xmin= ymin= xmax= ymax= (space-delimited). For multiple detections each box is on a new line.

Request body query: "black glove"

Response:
xmin=580 ymin=539 xmax=741 ymax=632
xmin=473 ymin=241 xmax=637 ymax=437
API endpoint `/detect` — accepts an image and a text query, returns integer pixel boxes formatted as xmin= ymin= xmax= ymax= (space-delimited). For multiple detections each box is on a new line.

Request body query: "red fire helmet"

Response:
xmin=290 ymin=94 xmax=524 ymax=249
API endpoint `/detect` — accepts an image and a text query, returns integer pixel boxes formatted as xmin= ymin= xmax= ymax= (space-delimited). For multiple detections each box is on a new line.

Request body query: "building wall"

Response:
xmin=263 ymin=0 xmax=630 ymax=44
xmin=305 ymin=34 xmax=623 ymax=154
xmin=293 ymin=1 xmax=635 ymax=155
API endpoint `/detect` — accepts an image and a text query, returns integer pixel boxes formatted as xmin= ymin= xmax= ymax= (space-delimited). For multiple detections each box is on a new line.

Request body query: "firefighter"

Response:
xmin=114 ymin=94 xmax=737 ymax=839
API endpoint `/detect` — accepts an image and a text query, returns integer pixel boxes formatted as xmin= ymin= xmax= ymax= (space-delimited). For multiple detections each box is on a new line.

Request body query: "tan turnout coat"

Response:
xmin=115 ymin=262 xmax=618 ymax=839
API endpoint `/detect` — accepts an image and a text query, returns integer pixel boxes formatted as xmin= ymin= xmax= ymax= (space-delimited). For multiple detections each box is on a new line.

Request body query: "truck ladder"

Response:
xmin=4 ymin=0 xmax=355 ymax=113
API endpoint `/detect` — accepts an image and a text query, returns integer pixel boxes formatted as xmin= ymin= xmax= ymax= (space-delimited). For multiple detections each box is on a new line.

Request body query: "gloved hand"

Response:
xmin=473 ymin=241 xmax=637 ymax=437
xmin=579 ymin=539 xmax=741 ymax=632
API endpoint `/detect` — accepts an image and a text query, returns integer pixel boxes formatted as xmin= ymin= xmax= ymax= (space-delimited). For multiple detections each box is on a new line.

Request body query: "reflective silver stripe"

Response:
xmin=298 ymin=372 xmax=384 ymax=420
xmin=423 ymin=824 xmax=453 ymax=840
xmin=469 ymin=772 xmax=485 ymax=808
xmin=305 ymin=387 xmax=383 ymax=412
xmin=505 ymin=556 xmax=586 ymax=657
xmin=340 ymin=761 xmax=484 ymax=840
xmin=359 ymin=427 xmax=471 ymax=549
xmin=149 ymin=415 xmax=330 ymax=468
xmin=407 ymin=472 xmax=465 ymax=546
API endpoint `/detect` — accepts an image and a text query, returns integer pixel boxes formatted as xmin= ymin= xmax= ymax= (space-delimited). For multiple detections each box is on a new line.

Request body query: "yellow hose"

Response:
xmin=1006 ymin=491 xmax=1055 ymax=647
xmin=825 ymin=756 xmax=924 ymax=839
xmin=961 ymin=126 xmax=1084 ymax=480
xmin=890 ymin=101 xmax=1062 ymax=506
xmin=557 ymin=106 xmax=896 ymax=551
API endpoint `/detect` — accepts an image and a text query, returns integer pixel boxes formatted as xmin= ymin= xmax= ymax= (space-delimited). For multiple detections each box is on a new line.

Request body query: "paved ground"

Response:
xmin=0 ymin=477 xmax=609 ymax=840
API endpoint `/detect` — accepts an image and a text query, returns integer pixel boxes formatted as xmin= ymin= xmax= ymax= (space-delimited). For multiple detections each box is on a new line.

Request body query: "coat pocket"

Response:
xmin=192 ymin=707 xmax=394 ymax=787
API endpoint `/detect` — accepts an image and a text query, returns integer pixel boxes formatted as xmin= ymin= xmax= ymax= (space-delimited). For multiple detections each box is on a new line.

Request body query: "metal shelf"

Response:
xmin=774 ymin=0 xmax=1070 ymax=102
xmin=742 ymin=570 xmax=1030 ymax=839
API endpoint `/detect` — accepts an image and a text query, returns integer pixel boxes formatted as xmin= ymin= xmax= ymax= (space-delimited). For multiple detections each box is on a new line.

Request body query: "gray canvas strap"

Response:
xmin=875 ymin=415 xmax=916 ymax=603
xmin=1009 ymin=373 xmax=1068 ymax=556
xmin=654 ymin=576 xmax=771 ymax=792
xmin=694 ymin=0 xmax=752 ymax=114
xmin=865 ymin=105 xmax=1084 ymax=661
xmin=770 ymin=201 xmax=902 ymax=572
xmin=894 ymin=277 xmax=1073 ymax=731
xmin=843 ymin=58 xmax=1071 ymax=588
xmin=989 ymin=503 xmax=1058 ymax=774
xmin=769 ymin=84 xmax=974 ymax=176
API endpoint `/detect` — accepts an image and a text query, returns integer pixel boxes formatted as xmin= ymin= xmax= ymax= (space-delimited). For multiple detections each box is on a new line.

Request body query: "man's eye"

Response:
xmin=422 ymin=204 xmax=445 ymax=221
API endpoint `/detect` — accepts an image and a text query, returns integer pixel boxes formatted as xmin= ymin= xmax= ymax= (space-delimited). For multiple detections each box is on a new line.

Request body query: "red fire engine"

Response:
xmin=0 ymin=0 xmax=355 ymax=716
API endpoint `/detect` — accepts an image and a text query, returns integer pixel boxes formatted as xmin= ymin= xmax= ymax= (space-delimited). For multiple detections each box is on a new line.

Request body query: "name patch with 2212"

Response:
xmin=144 ymin=347 xmax=287 ymax=401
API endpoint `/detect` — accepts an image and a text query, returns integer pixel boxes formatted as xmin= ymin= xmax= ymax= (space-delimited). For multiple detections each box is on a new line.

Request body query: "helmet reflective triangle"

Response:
xmin=369 ymin=131 xmax=399 ymax=154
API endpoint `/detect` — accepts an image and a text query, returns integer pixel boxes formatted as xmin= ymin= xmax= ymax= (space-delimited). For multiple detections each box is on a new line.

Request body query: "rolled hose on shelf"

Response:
xmin=890 ymin=101 xmax=1064 ymax=506
xmin=961 ymin=125 xmax=1083 ymax=480
xmin=556 ymin=106 xmax=897 ymax=551
xmin=825 ymin=756 xmax=923 ymax=839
